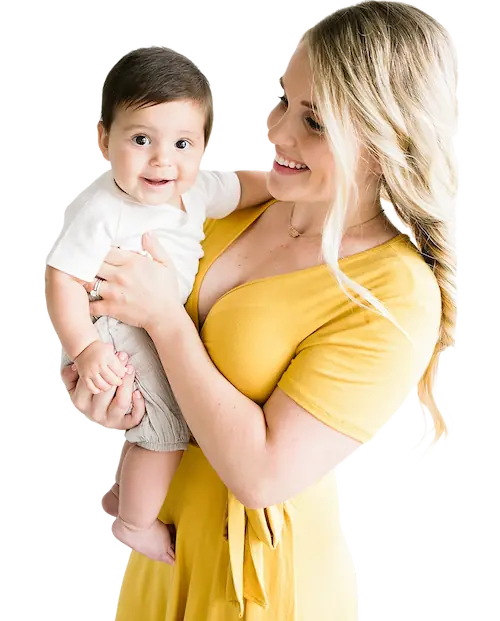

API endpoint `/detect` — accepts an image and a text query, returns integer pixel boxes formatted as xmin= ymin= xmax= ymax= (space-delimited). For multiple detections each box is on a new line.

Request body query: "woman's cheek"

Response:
xmin=267 ymin=106 xmax=283 ymax=134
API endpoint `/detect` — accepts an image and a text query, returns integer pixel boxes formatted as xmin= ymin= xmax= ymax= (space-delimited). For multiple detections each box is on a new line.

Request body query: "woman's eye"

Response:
xmin=306 ymin=117 xmax=324 ymax=133
xmin=276 ymin=90 xmax=323 ymax=133
xmin=133 ymin=135 xmax=151 ymax=146
xmin=176 ymin=139 xmax=190 ymax=150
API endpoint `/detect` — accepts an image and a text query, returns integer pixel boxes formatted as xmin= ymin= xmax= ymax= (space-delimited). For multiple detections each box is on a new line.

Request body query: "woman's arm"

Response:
xmin=88 ymin=237 xmax=360 ymax=509
xmin=235 ymin=171 xmax=272 ymax=210
xmin=148 ymin=312 xmax=360 ymax=508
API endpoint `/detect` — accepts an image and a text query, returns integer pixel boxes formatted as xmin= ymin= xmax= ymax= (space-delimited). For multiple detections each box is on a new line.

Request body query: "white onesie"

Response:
xmin=47 ymin=169 xmax=241 ymax=303
xmin=47 ymin=169 xmax=241 ymax=451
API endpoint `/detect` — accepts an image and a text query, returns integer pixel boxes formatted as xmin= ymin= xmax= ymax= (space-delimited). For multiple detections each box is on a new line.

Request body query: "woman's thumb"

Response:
xmin=142 ymin=232 xmax=169 ymax=263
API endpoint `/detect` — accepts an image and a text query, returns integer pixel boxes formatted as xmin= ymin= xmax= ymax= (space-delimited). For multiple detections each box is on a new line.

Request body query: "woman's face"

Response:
xmin=267 ymin=43 xmax=378 ymax=206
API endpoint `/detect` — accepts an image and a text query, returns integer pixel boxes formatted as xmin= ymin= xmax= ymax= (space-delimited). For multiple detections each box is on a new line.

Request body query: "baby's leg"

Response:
xmin=112 ymin=445 xmax=183 ymax=563
xmin=102 ymin=441 xmax=133 ymax=517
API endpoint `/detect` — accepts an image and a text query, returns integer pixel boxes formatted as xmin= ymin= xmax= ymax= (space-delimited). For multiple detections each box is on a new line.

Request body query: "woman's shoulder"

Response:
xmin=386 ymin=235 xmax=442 ymax=312
xmin=314 ymin=233 xmax=443 ymax=351
xmin=344 ymin=233 xmax=441 ymax=307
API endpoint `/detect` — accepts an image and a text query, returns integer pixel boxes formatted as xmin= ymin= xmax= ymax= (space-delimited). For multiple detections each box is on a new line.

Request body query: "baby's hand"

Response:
xmin=74 ymin=341 xmax=127 ymax=395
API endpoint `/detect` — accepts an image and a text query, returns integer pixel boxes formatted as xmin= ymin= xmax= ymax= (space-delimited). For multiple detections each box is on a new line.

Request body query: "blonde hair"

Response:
xmin=303 ymin=1 xmax=457 ymax=441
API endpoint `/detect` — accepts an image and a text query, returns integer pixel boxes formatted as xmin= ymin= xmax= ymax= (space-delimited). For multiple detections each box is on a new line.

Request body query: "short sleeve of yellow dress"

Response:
xmin=115 ymin=203 xmax=442 ymax=621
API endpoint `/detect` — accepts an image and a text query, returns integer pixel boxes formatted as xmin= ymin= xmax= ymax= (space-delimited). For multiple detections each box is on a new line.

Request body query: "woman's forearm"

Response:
xmin=148 ymin=311 xmax=270 ymax=505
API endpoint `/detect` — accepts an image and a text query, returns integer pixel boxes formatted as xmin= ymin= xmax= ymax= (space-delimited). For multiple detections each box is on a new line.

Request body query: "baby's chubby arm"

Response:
xmin=45 ymin=266 xmax=126 ymax=394
xmin=235 ymin=171 xmax=273 ymax=210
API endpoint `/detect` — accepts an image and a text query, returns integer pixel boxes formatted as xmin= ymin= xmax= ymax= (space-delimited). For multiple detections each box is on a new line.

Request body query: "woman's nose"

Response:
xmin=267 ymin=109 xmax=297 ymax=149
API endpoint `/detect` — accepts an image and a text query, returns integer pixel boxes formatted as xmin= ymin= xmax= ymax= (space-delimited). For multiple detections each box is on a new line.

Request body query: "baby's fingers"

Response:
xmin=91 ymin=373 xmax=114 ymax=393
xmin=100 ymin=365 xmax=124 ymax=388
xmin=85 ymin=377 xmax=103 ymax=395
xmin=108 ymin=355 xmax=128 ymax=380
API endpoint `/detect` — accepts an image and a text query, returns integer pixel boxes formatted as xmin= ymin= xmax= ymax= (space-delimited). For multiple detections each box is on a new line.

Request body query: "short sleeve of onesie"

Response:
xmin=186 ymin=171 xmax=241 ymax=219
xmin=46 ymin=186 xmax=121 ymax=282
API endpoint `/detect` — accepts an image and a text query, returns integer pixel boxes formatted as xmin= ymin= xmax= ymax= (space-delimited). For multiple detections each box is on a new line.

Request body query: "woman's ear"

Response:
xmin=97 ymin=121 xmax=110 ymax=161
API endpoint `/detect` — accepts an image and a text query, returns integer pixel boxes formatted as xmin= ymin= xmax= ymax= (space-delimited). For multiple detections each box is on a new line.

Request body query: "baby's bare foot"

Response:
xmin=112 ymin=517 xmax=175 ymax=564
xmin=102 ymin=483 xmax=119 ymax=517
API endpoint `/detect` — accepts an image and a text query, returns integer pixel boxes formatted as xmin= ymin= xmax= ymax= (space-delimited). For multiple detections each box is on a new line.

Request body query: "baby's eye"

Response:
xmin=175 ymin=139 xmax=190 ymax=150
xmin=133 ymin=135 xmax=151 ymax=146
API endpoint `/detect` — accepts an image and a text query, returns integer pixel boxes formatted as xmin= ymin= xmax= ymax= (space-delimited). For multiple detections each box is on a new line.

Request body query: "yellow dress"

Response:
xmin=115 ymin=202 xmax=441 ymax=620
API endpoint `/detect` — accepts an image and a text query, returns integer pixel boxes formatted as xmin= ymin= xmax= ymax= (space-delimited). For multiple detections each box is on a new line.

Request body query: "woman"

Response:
xmin=62 ymin=2 xmax=456 ymax=619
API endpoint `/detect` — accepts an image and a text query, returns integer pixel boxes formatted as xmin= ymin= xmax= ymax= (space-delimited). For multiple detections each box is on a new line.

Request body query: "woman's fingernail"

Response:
xmin=71 ymin=364 xmax=77 ymax=371
xmin=126 ymin=366 xmax=134 ymax=375
xmin=118 ymin=352 xmax=127 ymax=361
xmin=134 ymin=390 xmax=142 ymax=399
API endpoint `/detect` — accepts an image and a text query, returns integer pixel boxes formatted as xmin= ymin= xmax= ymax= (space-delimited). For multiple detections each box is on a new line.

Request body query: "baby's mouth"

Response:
xmin=143 ymin=178 xmax=172 ymax=186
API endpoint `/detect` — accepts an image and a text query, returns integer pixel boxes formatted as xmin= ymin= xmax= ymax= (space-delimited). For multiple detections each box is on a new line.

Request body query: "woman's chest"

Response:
xmin=197 ymin=212 xmax=323 ymax=327
xmin=186 ymin=207 xmax=338 ymax=404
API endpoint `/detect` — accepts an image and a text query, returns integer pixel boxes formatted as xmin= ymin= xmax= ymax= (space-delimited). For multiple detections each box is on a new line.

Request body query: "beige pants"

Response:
xmin=61 ymin=316 xmax=190 ymax=451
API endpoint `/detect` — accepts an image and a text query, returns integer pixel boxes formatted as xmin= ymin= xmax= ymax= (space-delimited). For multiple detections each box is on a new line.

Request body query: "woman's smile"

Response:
xmin=272 ymin=159 xmax=310 ymax=175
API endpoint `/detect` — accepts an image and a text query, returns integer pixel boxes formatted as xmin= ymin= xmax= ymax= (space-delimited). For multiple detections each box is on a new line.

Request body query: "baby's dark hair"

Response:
xmin=100 ymin=46 xmax=213 ymax=146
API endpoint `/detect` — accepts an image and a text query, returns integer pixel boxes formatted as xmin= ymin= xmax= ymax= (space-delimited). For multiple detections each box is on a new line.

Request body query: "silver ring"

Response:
xmin=89 ymin=277 xmax=103 ymax=300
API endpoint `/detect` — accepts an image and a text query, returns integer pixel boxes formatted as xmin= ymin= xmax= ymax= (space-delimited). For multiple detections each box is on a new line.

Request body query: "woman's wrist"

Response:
xmin=145 ymin=304 xmax=192 ymax=343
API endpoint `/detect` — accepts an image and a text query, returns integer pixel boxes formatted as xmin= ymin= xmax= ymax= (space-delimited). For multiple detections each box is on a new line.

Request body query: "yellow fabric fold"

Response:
xmin=225 ymin=491 xmax=295 ymax=618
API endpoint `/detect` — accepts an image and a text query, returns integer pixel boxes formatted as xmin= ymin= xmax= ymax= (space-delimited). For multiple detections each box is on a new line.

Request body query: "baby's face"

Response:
xmin=98 ymin=100 xmax=206 ymax=207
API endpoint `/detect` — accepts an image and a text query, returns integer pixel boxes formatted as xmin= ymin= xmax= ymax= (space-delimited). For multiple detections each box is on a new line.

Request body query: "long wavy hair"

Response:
xmin=304 ymin=1 xmax=457 ymax=441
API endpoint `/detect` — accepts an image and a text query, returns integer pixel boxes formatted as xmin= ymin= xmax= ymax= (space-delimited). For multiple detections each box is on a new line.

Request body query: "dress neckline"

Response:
xmin=192 ymin=200 xmax=407 ymax=331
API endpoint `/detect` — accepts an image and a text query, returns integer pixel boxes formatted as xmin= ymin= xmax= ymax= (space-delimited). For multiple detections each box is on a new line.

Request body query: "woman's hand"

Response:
xmin=86 ymin=233 xmax=183 ymax=332
xmin=61 ymin=353 xmax=145 ymax=429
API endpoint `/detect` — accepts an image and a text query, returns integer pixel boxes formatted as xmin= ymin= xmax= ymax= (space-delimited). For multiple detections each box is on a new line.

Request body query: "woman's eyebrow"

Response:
xmin=279 ymin=76 xmax=316 ymax=111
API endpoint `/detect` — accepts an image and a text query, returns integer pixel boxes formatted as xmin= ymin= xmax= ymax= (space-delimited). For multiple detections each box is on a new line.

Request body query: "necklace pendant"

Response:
xmin=288 ymin=226 xmax=300 ymax=238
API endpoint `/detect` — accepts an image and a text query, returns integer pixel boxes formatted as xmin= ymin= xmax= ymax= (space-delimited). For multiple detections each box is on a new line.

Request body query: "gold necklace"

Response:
xmin=287 ymin=204 xmax=384 ymax=238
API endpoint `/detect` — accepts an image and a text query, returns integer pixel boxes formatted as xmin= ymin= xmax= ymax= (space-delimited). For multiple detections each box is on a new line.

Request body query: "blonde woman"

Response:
xmin=62 ymin=2 xmax=457 ymax=619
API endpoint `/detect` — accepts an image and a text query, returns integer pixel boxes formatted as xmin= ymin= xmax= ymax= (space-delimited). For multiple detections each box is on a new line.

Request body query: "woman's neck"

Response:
xmin=290 ymin=194 xmax=385 ymax=237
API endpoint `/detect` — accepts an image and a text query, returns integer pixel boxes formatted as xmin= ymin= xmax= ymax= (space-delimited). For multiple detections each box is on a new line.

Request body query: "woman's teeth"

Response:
xmin=275 ymin=157 xmax=308 ymax=169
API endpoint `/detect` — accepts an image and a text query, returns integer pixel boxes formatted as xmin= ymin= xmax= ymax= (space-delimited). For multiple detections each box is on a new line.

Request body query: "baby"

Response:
xmin=45 ymin=46 xmax=270 ymax=563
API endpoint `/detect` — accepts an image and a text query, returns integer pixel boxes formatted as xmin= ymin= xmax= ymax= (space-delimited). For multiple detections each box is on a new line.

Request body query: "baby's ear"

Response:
xmin=97 ymin=121 xmax=110 ymax=161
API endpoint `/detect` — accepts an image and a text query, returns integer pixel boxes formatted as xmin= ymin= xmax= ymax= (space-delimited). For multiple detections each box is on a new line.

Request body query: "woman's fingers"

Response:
xmin=62 ymin=351 xmax=138 ymax=429
xmin=71 ymin=375 xmax=98 ymax=416
xmin=84 ymin=277 xmax=104 ymax=297
xmin=127 ymin=390 xmax=146 ymax=428
xmin=142 ymin=232 xmax=171 ymax=265
xmin=108 ymin=380 xmax=146 ymax=430
xmin=106 ymin=367 xmax=146 ymax=430
xmin=102 ymin=246 xmax=131 ymax=267
xmin=61 ymin=363 xmax=79 ymax=393
xmin=107 ymin=366 xmax=136 ymax=423
xmin=90 ymin=384 xmax=119 ymax=426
